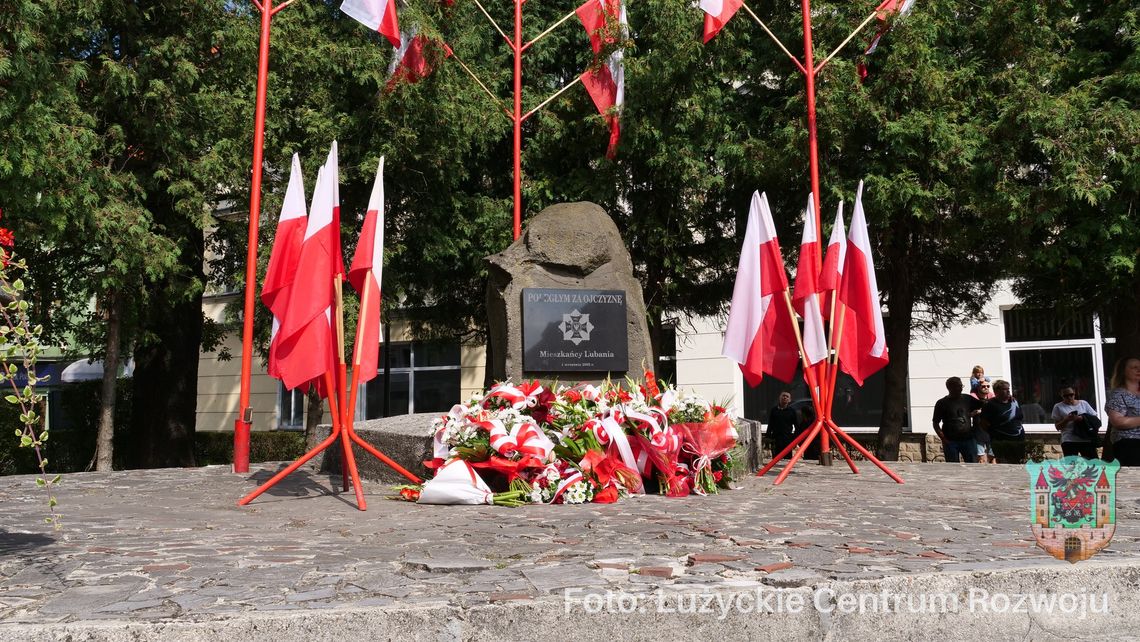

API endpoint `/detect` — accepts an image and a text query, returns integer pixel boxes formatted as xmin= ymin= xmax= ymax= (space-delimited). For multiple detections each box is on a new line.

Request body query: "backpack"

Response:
xmin=943 ymin=406 xmax=973 ymax=440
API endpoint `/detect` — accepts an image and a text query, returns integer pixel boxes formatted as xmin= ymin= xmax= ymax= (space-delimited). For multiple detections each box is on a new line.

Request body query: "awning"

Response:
xmin=60 ymin=358 xmax=135 ymax=383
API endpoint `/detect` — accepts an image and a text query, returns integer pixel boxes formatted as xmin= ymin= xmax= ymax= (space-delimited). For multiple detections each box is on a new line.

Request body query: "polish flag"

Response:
xmin=837 ymin=181 xmax=889 ymax=385
xmin=722 ymin=192 xmax=799 ymax=385
xmin=275 ymin=144 xmax=342 ymax=392
xmin=577 ymin=0 xmax=626 ymax=159
xmin=699 ymin=0 xmax=743 ymax=43
xmin=347 ymin=157 xmax=386 ymax=385
xmin=387 ymin=29 xmax=453 ymax=91
xmin=261 ymin=154 xmax=307 ymax=379
xmin=819 ymin=201 xmax=846 ymax=320
xmin=791 ymin=193 xmax=827 ymax=365
xmin=340 ymin=0 xmax=401 ymax=49
xmin=327 ymin=141 xmax=346 ymax=277
xmin=858 ymin=0 xmax=917 ymax=81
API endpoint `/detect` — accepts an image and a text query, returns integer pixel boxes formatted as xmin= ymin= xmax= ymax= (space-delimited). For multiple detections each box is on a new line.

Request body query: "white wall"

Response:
xmin=672 ymin=314 xmax=741 ymax=413
xmin=907 ymin=286 xmax=1016 ymax=433
xmin=671 ymin=284 xmax=1030 ymax=433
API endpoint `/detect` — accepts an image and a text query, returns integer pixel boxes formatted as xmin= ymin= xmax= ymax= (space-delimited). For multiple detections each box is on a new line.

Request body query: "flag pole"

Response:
xmin=798 ymin=6 xmax=829 ymax=464
xmin=824 ymin=295 xmax=903 ymax=484
xmin=333 ymin=276 xmax=367 ymax=507
xmin=347 ymin=275 xmax=372 ymax=425
xmin=234 ymin=0 xmax=300 ymax=474
xmin=756 ymin=289 xmax=856 ymax=483
xmin=512 ymin=0 xmax=523 ymax=240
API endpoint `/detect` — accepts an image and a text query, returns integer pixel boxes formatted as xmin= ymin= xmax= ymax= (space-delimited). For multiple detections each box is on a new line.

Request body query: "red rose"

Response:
xmin=399 ymin=487 xmax=421 ymax=502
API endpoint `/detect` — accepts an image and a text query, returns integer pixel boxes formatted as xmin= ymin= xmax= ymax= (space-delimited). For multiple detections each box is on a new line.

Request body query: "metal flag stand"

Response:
xmin=238 ymin=275 xmax=423 ymax=510
xmin=730 ymin=0 xmax=903 ymax=484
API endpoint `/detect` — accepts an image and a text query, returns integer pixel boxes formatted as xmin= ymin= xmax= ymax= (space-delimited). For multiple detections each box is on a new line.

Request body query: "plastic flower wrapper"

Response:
xmin=413 ymin=459 xmax=529 ymax=506
xmin=675 ymin=412 xmax=738 ymax=495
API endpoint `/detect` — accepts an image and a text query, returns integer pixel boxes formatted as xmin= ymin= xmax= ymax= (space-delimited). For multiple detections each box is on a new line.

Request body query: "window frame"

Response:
xmin=277 ymin=382 xmax=306 ymax=431
xmin=357 ymin=340 xmax=462 ymax=419
xmin=1000 ymin=308 xmax=1114 ymax=433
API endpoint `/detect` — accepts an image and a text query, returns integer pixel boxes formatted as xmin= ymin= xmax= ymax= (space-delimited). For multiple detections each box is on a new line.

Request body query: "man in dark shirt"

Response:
xmin=766 ymin=392 xmax=800 ymax=461
xmin=980 ymin=379 xmax=1027 ymax=463
xmin=932 ymin=377 xmax=983 ymax=463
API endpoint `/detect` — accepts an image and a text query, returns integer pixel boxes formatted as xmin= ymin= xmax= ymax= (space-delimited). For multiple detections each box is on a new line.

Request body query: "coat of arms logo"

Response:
xmin=1026 ymin=456 xmax=1119 ymax=563
xmin=558 ymin=309 xmax=594 ymax=345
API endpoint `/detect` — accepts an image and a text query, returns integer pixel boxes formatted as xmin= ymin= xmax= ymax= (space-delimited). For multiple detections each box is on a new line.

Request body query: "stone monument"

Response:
xmin=486 ymin=202 xmax=653 ymax=384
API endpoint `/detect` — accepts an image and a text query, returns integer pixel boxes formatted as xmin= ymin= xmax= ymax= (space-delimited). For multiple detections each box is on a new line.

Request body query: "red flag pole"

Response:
xmin=511 ymin=0 xmax=523 ymax=240
xmin=797 ymin=1 xmax=832 ymax=466
xmin=234 ymin=0 xmax=274 ymax=474
xmin=235 ymin=0 xmax=296 ymax=474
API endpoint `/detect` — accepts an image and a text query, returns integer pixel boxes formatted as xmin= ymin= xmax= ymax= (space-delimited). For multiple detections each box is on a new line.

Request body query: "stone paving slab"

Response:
xmin=1 ymin=462 xmax=1138 ymax=640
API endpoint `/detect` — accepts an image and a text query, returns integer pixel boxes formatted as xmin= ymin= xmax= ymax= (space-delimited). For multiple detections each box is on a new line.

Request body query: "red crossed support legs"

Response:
xmin=239 ymin=277 xmax=422 ymax=510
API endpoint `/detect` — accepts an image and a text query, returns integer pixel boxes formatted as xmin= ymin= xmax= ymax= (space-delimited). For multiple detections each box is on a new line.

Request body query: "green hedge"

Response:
xmin=195 ymin=430 xmax=307 ymax=466
xmin=1 ymin=379 xmax=305 ymax=475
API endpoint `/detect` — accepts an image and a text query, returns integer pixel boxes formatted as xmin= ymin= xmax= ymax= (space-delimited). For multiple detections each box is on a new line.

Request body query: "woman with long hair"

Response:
xmin=1106 ymin=357 xmax=1140 ymax=466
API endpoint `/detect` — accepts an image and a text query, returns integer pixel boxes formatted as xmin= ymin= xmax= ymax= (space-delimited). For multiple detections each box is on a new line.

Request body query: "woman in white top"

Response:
xmin=1106 ymin=357 xmax=1140 ymax=467
xmin=1050 ymin=387 xmax=1098 ymax=459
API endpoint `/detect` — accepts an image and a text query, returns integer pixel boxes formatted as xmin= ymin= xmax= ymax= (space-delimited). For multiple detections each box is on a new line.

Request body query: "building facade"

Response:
xmin=196 ymin=282 xmax=1118 ymax=438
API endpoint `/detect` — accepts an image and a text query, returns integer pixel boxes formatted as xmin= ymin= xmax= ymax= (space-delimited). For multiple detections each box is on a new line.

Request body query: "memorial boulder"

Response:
xmin=486 ymin=202 xmax=653 ymax=384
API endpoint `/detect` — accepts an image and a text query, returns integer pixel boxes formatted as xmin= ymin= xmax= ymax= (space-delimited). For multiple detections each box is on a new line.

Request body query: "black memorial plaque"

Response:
xmin=522 ymin=288 xmax=627 ymax=372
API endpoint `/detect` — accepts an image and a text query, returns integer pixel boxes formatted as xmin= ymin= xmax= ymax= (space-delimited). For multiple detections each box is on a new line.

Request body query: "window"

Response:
xmin=278 ymin=384 xmax=305 ymax=430
xmin=362 ymin=341 xmax=460 ymax=418
xmin=656 ymin=324 xmax=677 ymax=386
xmin=1002 ymin=307 xmax=1114 ymax=429
xmin=742 ymin=364 xmax=902 ymax=430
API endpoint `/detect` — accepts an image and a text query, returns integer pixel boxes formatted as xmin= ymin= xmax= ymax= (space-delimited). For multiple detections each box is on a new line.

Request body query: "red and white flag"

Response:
xmin=858 ymin=0 xmax=916 ymax=81
xmin=577 ymin=0 xmax=625 ymax=159
xmin=722 ymin=191 xmax=799 ymax=385
xmin=261 ymin=153 xmax=307 ymax=379
xmin=699 ymin=0 xmax=743 ymax=43
xmin=837 ymin=181 xmax=889 ymax=385
xmin=819 ymin=201 xmax=846 ymax=320
xmin=387 ymin=29 xmax=453 ymax=91
xmin=347 ymin=157 xmax=386 ymax=385
xmin=791 ymin=193 xmax=827 ymax=365
xmin=340 ymin=0 xmax=401 ymax=49
xmin=327 ymin=141 xmax=346 ymax=277
xmin=275 ymin=143 xmax=343 ymax=393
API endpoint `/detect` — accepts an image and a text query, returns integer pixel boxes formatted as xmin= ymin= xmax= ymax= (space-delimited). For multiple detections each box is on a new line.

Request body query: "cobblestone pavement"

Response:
xmin=1 ymin=462 xmax=1138 ymax=640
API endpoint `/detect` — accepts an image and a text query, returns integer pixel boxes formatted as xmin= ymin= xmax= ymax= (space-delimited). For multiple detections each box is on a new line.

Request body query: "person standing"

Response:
xmin=1106 ymin=357 xmax=1140 ymax=466
xmin=980 ymin=380 xmax=1027 ymax=463
xmin=766 ymin=392 xmax=800 ymax=461
xmin=932 ymin=377 xmax=982 ymax=463
xmin=1050 ymin=387 xmax=1098 ymax=459
xmin=969 ymin=365 xmax=991 ymax=394
xmin=972 ymin=381 xmax=997 ymax=463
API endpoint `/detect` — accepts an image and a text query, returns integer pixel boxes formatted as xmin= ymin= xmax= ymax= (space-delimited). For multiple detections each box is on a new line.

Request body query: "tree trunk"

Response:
xmin=94 ymin=289 xmax=122 ymax=471
xmin=877 ymin=302 xmax=913 ymax=461
xmin=876 ymin=229 xmax=916 ymax=461
xmin=131 ymin=283 xmax=203 ymax=468
xmin=305 ymin=387 xmax=323 ymax=439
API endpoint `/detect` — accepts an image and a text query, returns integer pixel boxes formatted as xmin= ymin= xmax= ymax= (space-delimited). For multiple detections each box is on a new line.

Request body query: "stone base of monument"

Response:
xmin=309 ymin=413 xmax=436 ymax=484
